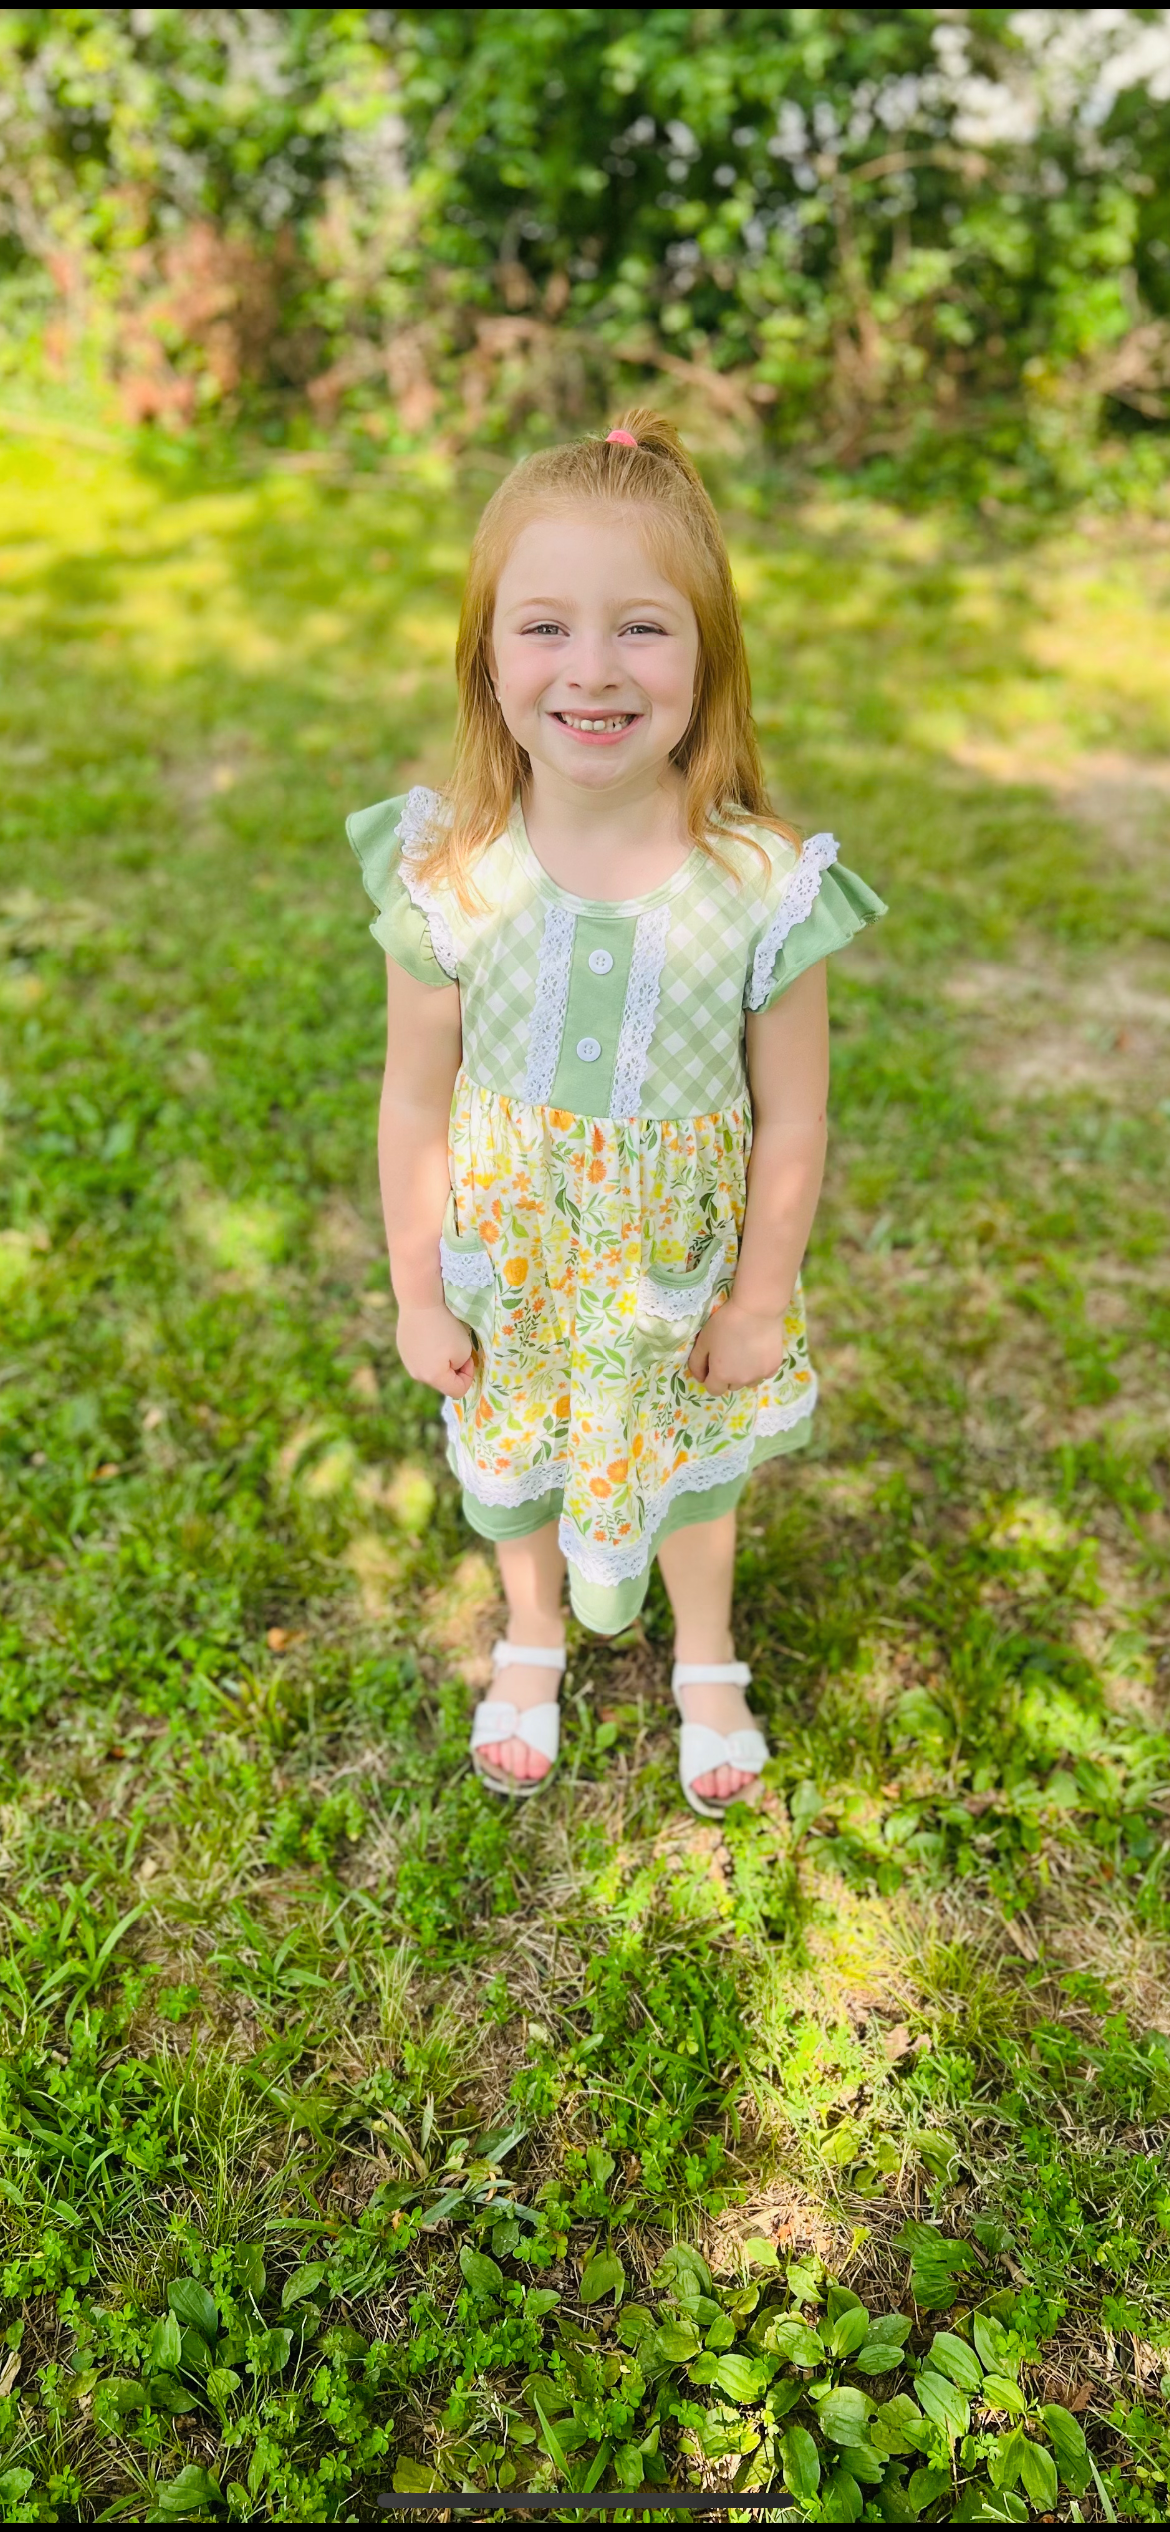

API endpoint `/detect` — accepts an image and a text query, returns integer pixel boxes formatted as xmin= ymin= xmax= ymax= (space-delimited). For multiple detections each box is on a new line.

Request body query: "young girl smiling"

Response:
xmin=349 ymin=413 xmax=884 ymax=1816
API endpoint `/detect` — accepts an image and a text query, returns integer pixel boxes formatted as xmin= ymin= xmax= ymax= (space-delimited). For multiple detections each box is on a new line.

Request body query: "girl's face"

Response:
xmin=490 ymin=507 xmax=700 ymax=790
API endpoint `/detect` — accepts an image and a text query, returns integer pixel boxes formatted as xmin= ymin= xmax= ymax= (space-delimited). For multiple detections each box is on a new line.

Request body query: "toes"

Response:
xmin=692 ymin=1764 xmax=760 ymax=1804
xmin=477 ymin=1737 xmax=549 ymax=1785
xmin=514 ymin=1740 xmax=550 ymax=1781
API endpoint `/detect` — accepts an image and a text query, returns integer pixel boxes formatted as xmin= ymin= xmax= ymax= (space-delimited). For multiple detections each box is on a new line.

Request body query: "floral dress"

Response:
xmin=349 ymin=788 xmax=885 ymax=1633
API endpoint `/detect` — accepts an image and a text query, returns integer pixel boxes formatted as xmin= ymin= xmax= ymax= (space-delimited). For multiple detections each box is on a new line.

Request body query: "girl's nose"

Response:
xmin=567 ymin=635 xmax=623 ymax=691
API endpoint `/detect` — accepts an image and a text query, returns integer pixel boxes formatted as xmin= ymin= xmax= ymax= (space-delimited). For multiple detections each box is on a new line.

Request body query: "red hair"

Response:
xmin=412 ymin=407 xmax=796 ymax=906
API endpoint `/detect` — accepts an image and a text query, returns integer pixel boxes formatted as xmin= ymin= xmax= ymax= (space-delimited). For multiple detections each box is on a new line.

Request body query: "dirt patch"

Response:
xmin=943 ymin=953 xmax=1170 ymax=1099
xmin=950 ymin=740 xmax=1170 ymax=869
xmin=708 ymin=2176 xmax=850 ymax=2275
xmin=1065 ymin=753 xmax=1170 ymax=869
xmin=422 ymin=1550 xmax=504 ymax=1685
xmin=1022 ymin=1858 xmax=1170 ymax=2043
xmin=313 ymin=1195 xmax=382 ymax=1276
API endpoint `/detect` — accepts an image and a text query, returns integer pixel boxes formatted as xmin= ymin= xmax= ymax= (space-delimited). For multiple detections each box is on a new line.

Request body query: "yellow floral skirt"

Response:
xmin=441 ymin=1074 xmax=816 ymax=1632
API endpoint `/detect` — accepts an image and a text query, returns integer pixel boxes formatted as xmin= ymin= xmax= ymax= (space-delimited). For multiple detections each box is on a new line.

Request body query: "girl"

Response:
xmin=348 ymin=413 xmax=884 ymax=1817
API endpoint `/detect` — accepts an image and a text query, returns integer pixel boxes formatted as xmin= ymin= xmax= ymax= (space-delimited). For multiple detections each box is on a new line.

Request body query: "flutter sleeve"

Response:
xmin=346 ymin=791 xmax=457 ymax=987
xmin=745 ymin=834 xmax=887 ymax=1012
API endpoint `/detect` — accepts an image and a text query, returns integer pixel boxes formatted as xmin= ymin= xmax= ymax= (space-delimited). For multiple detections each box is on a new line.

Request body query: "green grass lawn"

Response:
xmin=1 ymin=426 xmax=1169 ymax=2523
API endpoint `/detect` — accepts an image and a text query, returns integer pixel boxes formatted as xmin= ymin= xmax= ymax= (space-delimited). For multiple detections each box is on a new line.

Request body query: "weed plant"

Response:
xmin=0 ymin=435 xmax=1168 ymax=2521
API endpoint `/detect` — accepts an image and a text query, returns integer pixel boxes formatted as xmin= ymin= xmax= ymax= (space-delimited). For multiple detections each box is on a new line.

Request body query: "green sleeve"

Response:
xmin=751 ymin=863 xmax=887 ymax=1010
xmin=346 ymin=794 xmax=451 ymax=988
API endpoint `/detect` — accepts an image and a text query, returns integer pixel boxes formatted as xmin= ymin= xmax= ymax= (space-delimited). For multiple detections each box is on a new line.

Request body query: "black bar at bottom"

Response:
xmin=375 ymin=2496 xmax=793 ymax=2517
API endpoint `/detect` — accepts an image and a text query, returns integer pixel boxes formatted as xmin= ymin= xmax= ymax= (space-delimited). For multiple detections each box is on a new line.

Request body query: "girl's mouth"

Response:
xmin=550 ymin=711 xmax=640 ymax=745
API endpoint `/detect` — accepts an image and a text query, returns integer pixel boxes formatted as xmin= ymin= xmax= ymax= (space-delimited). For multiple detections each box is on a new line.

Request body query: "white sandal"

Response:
xmin=672 ymin=1661 xmax=770 ymax=1820
xmin=470 ymin=1641 xmax=566 ymax=1799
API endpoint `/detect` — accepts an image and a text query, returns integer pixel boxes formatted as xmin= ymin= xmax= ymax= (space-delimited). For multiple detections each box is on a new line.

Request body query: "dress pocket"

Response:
xmin=632 ymin=1232 xmax=729 ymax=1370
xmin=440 ymin=1192 xmax=496 ymax=1344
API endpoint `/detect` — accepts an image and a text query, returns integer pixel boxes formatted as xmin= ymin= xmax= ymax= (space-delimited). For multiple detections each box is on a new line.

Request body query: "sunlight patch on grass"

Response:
xmin=301 ymin=1440 xmax=359 ymax=1500
xmin=0 ymin=1226 xmax=39 ymax=1297
xmin=183 ymin=1190 xmax=288 ymax=1283
xmin=423 ymin=1550 xmax=500 ymax=1667
xmin=342 ymin=1532 xmax=400 ymax=1618
xmin=381 ymin=1463 xmax=437 ymax=1535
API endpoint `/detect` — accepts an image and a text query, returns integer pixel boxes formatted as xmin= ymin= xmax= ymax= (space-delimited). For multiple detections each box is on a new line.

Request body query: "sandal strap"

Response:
xmin=470 ymin=1699 xmax=561 ymax=1763
xmin=672 ymin=1659 xmax=751 ymax=1706
xmin=492 ymin=1639 xmax=566 ymax=1674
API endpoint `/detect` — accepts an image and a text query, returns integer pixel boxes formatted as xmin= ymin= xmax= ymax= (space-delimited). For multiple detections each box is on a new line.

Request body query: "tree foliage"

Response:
xmin=3 ymin=6 xmax=1170 ymax=476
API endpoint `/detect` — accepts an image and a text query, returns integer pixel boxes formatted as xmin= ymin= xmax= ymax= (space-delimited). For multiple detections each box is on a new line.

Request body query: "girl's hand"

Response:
xmin=396 ymin=1302 xmax=476 ymax=1398
xmin=688 ymin=1298 xmax=788 ymax=1397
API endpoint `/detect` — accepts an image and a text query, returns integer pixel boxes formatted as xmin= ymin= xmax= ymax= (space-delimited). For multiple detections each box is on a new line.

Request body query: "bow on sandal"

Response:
xmin=470 ymin=1641 xmax=566 ymax=1798
xmin=672 ymin=1660 xmax=770 ymax=1820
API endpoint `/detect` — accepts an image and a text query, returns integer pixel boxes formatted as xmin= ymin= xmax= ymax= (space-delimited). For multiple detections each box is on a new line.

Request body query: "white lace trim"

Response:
xmin=443 ymin=1400 xmax=568 ymax=1504
xmin=636 ymin=1242 xmax=726 ymax=1323
xmin=557 ymin=1380 xmax=818 ymax=1584
xmin=755 ymin=1382 xmax=818 ymax=1438
xmin=523 ymin=903 xmax=576 ymax=1103
xmin=746 ymin=833 xmax=839 ymax=1011
xmin=439 ymin=1240 xmax=494 ymax=1291
xmin=609 ymin=903 xmax=670 ymax=1116
xmin=445 ymin=1379 xmax=817 ymax=1555
xmin=396 ymin=784 xmax=460 ymax=982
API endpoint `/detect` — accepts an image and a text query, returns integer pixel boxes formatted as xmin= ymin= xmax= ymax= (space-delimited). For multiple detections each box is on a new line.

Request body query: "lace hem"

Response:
xmin=523 ymin=903 xmax=576 ymax=1103
xmin=439 ymin=1241 xmax=494 ymax=1291
xmin=445 ymin=1379 xmax=816 ymax=1547
xmin=755 ymin=1381 xmax=818 ymax=1438
xmin=443 ymin=1400 xmax=568 ymax=1504
xmin=557 ymin=1381 xmax=818 ymax=1583
xmin=396 ymin=785 xmax=460 ymax=982
xmin=610 ymin=903 xmax=670 ymax=1117
xmin=746 ymin=833 xmax=839 ymax=1011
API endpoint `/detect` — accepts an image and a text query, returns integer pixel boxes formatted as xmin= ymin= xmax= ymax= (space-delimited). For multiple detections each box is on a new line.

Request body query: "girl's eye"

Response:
xmin=623 ymin=621 xmax=666 ymax=636
xmin=523 ymin=620 xmax=566 ymax=636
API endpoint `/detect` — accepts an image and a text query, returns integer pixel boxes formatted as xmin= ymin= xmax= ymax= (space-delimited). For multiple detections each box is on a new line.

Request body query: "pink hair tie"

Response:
xmin=606 ymin=428 xmax=638 ymax=447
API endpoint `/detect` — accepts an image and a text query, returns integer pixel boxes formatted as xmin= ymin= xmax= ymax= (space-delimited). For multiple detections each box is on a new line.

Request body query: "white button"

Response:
xmin=576 ymin=1036 xmax=602 ymax=1063
xmin=588 ymin=948 xmax=614 ymax=976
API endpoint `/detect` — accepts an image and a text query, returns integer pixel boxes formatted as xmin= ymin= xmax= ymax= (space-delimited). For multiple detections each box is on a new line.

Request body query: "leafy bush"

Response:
xmin=36 ymin=2244 xmax=1099 ymax=2518
xmin=3 ymin=6 xmax=1170 ymax=481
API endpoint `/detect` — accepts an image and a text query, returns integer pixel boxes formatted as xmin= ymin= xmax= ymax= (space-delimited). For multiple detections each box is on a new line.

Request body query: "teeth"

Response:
xmin=557 ymin=713 xmax=634 ymax=731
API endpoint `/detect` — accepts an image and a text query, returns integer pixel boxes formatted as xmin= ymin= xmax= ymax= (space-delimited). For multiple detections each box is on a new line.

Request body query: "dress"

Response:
xmin=349 ymin=788 xmax=885 ymax=1634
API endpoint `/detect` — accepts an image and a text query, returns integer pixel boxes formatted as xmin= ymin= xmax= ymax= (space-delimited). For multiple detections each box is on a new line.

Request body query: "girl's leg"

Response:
xmin=476 ymin=1521 xmax=568 ymax=1785
xmin=657 ymin=1508 xmax=758 ymax=1804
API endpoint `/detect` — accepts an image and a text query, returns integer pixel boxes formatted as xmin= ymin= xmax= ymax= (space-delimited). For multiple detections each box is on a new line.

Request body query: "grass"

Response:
xmin=0 ymin=422 xmax=1169 ymax=2523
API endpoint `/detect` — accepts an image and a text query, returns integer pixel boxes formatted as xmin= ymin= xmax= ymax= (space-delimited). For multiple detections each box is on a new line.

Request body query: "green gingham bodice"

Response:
xmin=348 ymin=787 xmax=885 ymax=1122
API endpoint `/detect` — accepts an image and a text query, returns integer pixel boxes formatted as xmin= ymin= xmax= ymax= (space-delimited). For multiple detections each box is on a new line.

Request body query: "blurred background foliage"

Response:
xmin=3 ymin=5 xmax=1170 ymax=500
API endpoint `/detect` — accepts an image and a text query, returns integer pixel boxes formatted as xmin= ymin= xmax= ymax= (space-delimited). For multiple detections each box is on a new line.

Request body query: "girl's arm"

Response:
xmin=689 ymin=960 xmax=830 ymax=1397
xmin=380 ymin=962 xmax=475 ymax=1399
